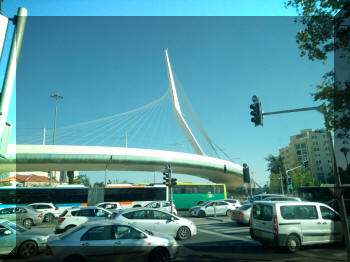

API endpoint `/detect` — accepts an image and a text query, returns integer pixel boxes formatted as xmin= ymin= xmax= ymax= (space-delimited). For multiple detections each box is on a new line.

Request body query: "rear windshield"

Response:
xmin=59 ymin=210 xmax=68 ymax=218
xmin=252 ymin=204 xmax=273 ymax=221
xmin=280 ymin=205 xmax=318 ymax=220
xmin=240 ymin=204 xmax=252 ymax=211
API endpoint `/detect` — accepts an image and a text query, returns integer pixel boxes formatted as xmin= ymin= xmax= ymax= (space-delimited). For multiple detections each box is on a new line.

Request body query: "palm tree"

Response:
xmin=340 ymin=147 xmax=349 ymax=168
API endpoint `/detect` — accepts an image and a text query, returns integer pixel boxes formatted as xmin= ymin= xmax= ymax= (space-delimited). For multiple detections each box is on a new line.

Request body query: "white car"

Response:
xmin=189 ymin=200 xmax=237 ymax=217
xmin=27 ymin=203 xmax=61 ymax=223
xmin=46 ymin=220 xmax=179 ymax=262
xmin=96 ymin=202 xmax=122 ymax=211
xmin=144 ymin=201 xmax=177 ymax=215
xmin=114 ymin=208 xmax=197 ymax=240
xmin=55 ymin=207 xmax=113 ymax=234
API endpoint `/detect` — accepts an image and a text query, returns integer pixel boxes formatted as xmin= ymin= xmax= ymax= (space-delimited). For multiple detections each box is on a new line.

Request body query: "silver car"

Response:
xmin=230 ymin=203 xmax=252 ymax=225
xmin=46 ymin=220 xmax=179 ymax=262
xmin=0 ymin=206 xmax=44 ymax=228
xmin=0 ymin=219 xmax=51 ymax=258
xmin=189 ymin=200 xmax=237 ymax=217
xmin=144 ymin=201 xmax=178 ymax=215
xmin=114 ymin=208 xmax=197 ymax=240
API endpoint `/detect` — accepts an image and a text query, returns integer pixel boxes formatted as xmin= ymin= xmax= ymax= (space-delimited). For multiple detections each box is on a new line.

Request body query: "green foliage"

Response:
xmin=73 ymin=174 xmax=91 ymax=187
xmin=269 ymin=173 xmax=282 ymax=194
xmin=0 ymin=181 xmax=11 ymax=187
xmin=93 ymin=182 xmax=105 ymax=188
xmin=289 ymin=168 xmax=316 ymax=187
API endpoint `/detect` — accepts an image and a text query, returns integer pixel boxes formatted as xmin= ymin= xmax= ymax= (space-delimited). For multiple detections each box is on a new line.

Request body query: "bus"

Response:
xmin=0 ymin=184 xmax=168 ymax=212
xmin=172 ymin=182 xmax=227 ymax=210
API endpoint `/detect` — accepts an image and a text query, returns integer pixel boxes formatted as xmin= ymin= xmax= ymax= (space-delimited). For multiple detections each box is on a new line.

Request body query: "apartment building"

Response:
xmin=279 ymin=129 xmax=334 ymax=183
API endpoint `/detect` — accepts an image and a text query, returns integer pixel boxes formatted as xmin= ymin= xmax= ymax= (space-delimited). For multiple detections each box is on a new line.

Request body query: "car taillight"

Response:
xmin=38 ymin=213 xmax=43 ymax=219
xmin=273 ymin=215 xmax=278 ymax=233
xmin=55 ymin=206 xmax=59 ymax=210
xmin=58 ymin=218 xmax=65 ymax=223
xmin=238 ymin=212 xmax=243 ymax=216
xmin=46 ymin=245 xmax=53 ymax=256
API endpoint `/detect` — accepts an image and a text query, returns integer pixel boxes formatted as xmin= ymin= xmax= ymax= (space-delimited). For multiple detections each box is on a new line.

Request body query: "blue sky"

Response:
xmin=1 ymin=1 xmax=334 ymax=187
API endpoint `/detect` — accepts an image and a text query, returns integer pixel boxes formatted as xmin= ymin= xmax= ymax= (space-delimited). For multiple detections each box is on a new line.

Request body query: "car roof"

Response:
xmin=254 ymin=200 xmax=321 ymax=206
xmin=116 ymin=207 xmax=174 ymax=214
xmin=83 ymin=220 xmax=132 ymax=227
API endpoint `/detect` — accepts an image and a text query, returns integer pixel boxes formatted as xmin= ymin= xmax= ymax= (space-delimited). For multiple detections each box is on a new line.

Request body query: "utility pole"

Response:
xmin=50 ymin=94 xmax=63 ymax=145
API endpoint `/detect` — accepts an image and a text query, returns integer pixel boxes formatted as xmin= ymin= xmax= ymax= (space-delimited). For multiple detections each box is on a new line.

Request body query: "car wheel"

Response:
xmin=64 ymin=225 xmax=76 ymax=232
xmin=226 ymin=210 xmax=231 ymax=216
xmin=177 ymin=226 xmax=191 ymax=240
xmin=64 ymin=255 xmax=86 ymax=262
xmin=44 ymin=213 xmax=54 ymax=223
xmin=149 ymin=247 xmax=169 ymax=262
xmin=198 ymin=210 xmax=205 ymax=218
xmin=18 ymin=240 xmax=38 ymax=258
xmin=23 ymin=218 xmax=33 ymax=229
xmin=286 ymin=234 xmax=301 ymax=253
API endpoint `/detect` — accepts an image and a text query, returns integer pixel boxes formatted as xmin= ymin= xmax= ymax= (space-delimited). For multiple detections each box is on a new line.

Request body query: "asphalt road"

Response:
xmin=1 ymin=213 xmax=347 ymax=262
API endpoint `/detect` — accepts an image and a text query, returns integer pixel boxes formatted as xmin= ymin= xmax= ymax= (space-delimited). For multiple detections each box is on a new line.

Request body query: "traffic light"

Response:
xmin=287 ymin=175 xmax=292 ymax=186
xmin=163 ymin=170 xmax=170 ymax=185
xmin=242 ymin=163 xmax=250 ymax=183
xmin=303 ymin=161 xmax=309 ymax=168
xmin=171 ymin=178 xmax=177 ymax=186
xmin=250 ymin=95 xmax=263 ymax=126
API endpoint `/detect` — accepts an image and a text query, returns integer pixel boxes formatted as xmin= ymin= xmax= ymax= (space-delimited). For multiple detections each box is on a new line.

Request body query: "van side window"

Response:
xmin=320 ymin=206 xmax=339 ymax=221
xmin=252 ymin=204 xmax=273 ymax=221
xmin=280 ymin=205 xmax=318 ymax=219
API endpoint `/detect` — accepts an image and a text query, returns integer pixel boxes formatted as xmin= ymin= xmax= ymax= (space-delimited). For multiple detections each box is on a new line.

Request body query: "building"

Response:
xmin=0 ymin=173 xmax=59 ymax=187
xmin=279 ymin=129 xmax=334 ymax=183
xmin=0 ymin=171 xmax=79 ymax=186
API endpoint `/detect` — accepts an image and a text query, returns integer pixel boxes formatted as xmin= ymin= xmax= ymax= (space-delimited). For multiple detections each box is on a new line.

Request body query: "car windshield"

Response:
xmin=240 ymin=204 xmax=252 ymax=211
xmin=3 ymin=221 xmax=26 ymax=233
xmin=199 ymin=201 xmax=211 ymax=206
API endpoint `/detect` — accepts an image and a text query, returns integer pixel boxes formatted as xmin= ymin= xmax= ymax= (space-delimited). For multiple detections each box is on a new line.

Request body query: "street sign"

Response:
xmin=328 ymin=186 xmax=344 ymax=200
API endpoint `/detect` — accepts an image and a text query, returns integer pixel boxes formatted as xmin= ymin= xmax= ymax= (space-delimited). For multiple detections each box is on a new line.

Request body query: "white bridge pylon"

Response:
xmin=1 ymin=144 xmax=244 ymax=191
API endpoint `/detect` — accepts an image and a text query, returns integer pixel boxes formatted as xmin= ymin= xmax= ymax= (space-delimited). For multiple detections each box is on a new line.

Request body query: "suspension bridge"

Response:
xmin=0 ymin=49 xmax=244 ymax=191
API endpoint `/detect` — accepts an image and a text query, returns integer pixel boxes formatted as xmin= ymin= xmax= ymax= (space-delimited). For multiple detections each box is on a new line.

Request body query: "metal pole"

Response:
xmin=169 ymin=167 xmax=173 ymax=214
xmin=125 ymin=132 xmax=128 ymax=148
xmin=0 ymin=8 xmax=27 ymax=144
xmin=280 ymin=172 xmax=284 ymax=195
xmin=42 ymin=127 xmax=46 ymax=145
xmin=51 ymin=94 xmax=63 ymax=145
xmin=320 ymin=105 xmax=350 ymax=261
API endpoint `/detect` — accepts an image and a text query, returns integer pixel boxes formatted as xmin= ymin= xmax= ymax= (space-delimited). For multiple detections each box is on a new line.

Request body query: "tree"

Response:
xmin=93 ymin=182 xmax=105 ymax=188
xmin=266 ymin=154 xmax=287 ymax=194
xmin=73 ymin=174 xmax=91 ymax=187
xmin=289 ymin=168 xmax=316 ymax=188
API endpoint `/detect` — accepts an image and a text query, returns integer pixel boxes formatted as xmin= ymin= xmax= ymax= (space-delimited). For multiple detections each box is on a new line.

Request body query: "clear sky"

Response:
xmin=1 ymin=0 xmax=334 ymax=187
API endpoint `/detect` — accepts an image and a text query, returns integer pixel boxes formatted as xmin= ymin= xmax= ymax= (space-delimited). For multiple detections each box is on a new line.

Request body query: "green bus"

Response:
xmin=172 ymin=182 xmax=227 ymax=210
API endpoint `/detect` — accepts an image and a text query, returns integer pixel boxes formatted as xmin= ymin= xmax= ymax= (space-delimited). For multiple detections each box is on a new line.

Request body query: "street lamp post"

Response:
xmin=49 ymin=94 xmax=63 ymax=185
xmin=50 ymin=94 xmax=63 ymax=145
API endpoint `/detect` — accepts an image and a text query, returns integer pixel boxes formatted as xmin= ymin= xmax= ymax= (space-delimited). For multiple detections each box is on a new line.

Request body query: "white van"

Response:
xmin=250 ymin=201 xmax=343 ymax=252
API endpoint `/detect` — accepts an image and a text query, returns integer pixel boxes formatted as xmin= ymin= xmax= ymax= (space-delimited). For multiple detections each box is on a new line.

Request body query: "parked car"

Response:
xmin=46 ymin=220 xmax=179 ymax=262
xmin=27 ymin=203 xmax=61 ymax=223
xmin=189 ymin=200 xmax=237 ymax=217
xmin=114 ymin=208 xmax=196 ymax=240
xmin=55 ymin=206 xmax=113 ymax=234
xmin=0 ymin=206 xmax=44 ymax=228
xmin=144 ymin=201 xmax=178 ymax=215
xmin=96 ymin=202 xmax=122 ymax=212
xmin=230 ymin=203 xmax=252 ymax=225
xmin=264 ymin=196 xmax=302 ymax=202
xmin=250 ymin=201 xmax=343 ymax=252
xmin=0 ymin=219 xmax=52 ymax=258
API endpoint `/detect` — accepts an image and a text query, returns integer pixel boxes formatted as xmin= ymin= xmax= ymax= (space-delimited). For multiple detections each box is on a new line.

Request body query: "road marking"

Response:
xmin=197 ymin=228 xmax=254 ymax=243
